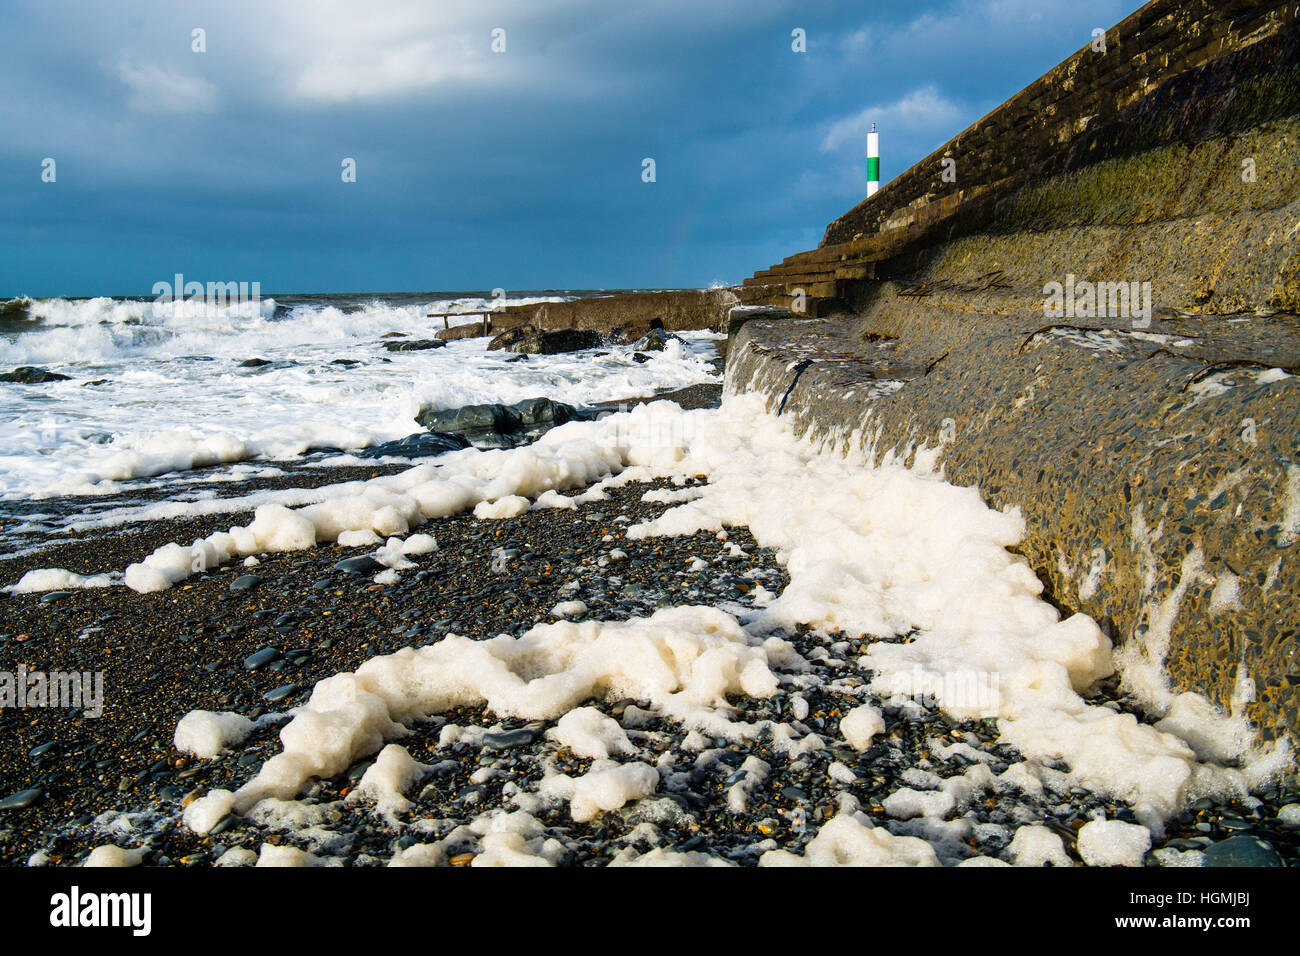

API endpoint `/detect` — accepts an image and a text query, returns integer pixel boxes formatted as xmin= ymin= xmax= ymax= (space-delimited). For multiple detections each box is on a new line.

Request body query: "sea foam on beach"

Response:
xmin=26 ymin=393 xmax=1285 ymax=860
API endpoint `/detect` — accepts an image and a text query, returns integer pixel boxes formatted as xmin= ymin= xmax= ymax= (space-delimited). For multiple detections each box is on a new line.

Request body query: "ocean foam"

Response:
xmin=0 ymin=294 xmax=723 ymax=499
xmin=73 ymin=394 xmax=1292 ymax=862
xmin=174 ymin=711 xmax=256 ymax=760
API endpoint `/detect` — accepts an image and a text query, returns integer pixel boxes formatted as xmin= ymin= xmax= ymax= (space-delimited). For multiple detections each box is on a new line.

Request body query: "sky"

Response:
xmin=0 ymin=0 xmax=1133 ymax=297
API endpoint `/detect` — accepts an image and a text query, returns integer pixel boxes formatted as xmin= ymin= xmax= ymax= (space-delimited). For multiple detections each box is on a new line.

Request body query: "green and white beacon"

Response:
xmin=867 ymin=123 xmax=880 ymax=198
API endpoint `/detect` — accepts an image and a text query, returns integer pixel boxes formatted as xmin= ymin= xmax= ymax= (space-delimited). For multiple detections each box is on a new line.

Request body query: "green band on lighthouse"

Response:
xmin=867 ymin=157 xmax=880 ymax=180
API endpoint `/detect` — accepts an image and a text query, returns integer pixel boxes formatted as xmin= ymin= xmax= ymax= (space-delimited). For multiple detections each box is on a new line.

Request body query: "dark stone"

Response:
xmin=0 ymin=788 xmax=43 ymax=811
xmin=487 ymin=325 xmax=602 ymax=355
xmin=230 ymin=574 xmax=263 ymax=591
xmin=632 ymin=328 xmax=683 ymax=352
xmin=239 ymin=358 xmax=272 ymax=368
xmin=359 ymin=432 xmax=471 ymax=460
xmin=414 ymin=397 xmax=599 ymax=449
xmin=243 ymin=647 xmax=281 ymax=671
xmin=482 ymin=728 xmax=540 ymax=750
xmin=606 ymin=325 xmax=642 ymax=345
xmin=1202 ymin=836 xmax=1283 ymax=867
xmin=334 ymin=556 xmax=385 ymax=575
xmin=262 ymin=684 xmax=299 ymax=703
xmin=416 ymin=402 xmax=520 ymax=435
xmin=384 ymin=339 xmax=446 ymax=352
xmin=485 ymin=325 xmax=535 ymax=351
xmin=515 ymin=396 xmax=578 ymax=427
xmin=1 ymin=366 xmax=71 ymax=384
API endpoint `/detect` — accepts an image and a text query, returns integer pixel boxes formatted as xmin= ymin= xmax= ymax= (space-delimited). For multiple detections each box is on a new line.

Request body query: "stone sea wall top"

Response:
xmin=822 ymin=0 xmax=1300 ymax=249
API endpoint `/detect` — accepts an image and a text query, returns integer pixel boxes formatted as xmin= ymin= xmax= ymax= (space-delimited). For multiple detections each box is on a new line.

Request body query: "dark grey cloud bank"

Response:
xmin=0 ymin=0 xmax=1129 ymax=296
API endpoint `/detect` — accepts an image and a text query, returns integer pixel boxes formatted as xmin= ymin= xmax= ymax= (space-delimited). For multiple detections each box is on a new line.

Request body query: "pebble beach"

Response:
xmin=2 ymin=376 xmax=1296 ymax=869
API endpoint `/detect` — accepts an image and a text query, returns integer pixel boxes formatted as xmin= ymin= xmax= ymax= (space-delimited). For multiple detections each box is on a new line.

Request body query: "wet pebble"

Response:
xmin=0 ymin=789 xmax=43 ymax=811
xmin=243 ymin=647 xmax=281 ymax=670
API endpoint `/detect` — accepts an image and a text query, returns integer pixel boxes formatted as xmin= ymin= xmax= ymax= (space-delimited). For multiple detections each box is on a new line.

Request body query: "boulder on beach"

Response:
xmin=1 ymin=366 xmax=71 ymax=384
xmin=632 ymin=327 xmax=683 ymax=352
xmin=487 ymin=325 xmax=602 ymax=355
xmin=384 ymin=339 xmax=447 ymax=352
xmin=486 ymin=326 xmax=534 ymax=351
xmin=417 ymin=402 xmax=521 ymax=435
xmin=415 ymin=396 xmax=600 ymax=449
xmin=237 ymin=358 xmax=297 ymax=372
xmin=359 ymin=431 xmax=471 ymax=460
xmin=607 ymin=317 xmax=667 ymax=346
xmin=606 ymin=323 xmax=648 ymax=345
xmin=514 ymin=396 xmax=589 ymax=427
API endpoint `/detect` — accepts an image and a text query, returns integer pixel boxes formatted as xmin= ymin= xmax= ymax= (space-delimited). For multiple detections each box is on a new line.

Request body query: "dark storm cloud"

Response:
xmin=0 ymin=0 xmax=1130 ymax=296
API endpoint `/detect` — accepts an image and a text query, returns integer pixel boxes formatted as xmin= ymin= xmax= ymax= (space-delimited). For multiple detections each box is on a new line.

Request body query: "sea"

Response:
xmin=0 ymin=291 xmax=724 ymax=501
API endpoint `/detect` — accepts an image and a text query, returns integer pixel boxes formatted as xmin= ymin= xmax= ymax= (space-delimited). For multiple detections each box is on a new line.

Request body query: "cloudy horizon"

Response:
xmin=2 ymin=0 xmax=1130 ymax=297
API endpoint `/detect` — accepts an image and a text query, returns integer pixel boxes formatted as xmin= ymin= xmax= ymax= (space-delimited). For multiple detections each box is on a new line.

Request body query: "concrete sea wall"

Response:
xmin=436 ymin=288 xmax=773 ymax=342
xmin=729 ymin=0 xmax=1300 ymax=744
